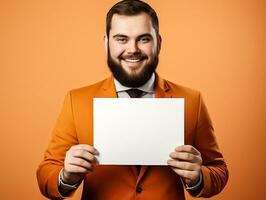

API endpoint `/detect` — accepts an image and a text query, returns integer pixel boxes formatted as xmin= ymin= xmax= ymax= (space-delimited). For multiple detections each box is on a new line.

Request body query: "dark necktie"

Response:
xmin=126 ymin=88 xmax=144 ymax=98
xmin=125 ymin=88 xmax=143 ymax=173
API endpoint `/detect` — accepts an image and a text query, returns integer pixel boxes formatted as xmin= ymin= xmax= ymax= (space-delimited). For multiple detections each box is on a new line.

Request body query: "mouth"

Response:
xmin=120 ymin=55 xmax=147 ymax=68
xmin=121 ymin=58 xmax=145 ymax=70
xmin=123 ymin=58 xmax=142 ymax=63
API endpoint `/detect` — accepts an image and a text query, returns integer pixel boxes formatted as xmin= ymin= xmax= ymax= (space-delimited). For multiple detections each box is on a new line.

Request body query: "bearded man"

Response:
xmin=37 ymin=1 xmax=228 ymax=199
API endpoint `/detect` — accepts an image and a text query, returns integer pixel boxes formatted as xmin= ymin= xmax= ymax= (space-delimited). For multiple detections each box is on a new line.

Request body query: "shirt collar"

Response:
xmin=114 ymin=73 xmax=155 ymax=93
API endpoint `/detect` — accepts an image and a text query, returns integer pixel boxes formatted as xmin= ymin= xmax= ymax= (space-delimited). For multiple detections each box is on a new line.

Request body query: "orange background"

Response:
xmin=0 ymin=0 xmax=265 ymax=199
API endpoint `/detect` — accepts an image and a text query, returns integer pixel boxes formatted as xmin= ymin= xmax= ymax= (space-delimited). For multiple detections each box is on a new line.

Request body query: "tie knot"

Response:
xmin=126 ymin=89 xmax=144 ymax=98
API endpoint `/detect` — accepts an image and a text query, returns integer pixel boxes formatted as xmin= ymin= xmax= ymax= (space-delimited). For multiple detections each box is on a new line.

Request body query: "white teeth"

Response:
xmin=124 ymin=59 xmax=141 ymax=63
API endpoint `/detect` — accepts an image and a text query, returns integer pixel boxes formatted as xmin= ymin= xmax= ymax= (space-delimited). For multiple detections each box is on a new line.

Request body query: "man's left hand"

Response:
xmin=167 ymin=145 xmax=202 ymax=187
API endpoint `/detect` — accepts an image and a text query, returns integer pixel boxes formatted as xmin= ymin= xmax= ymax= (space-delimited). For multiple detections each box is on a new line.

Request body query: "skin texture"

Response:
xmin=62 ymin=144 xmax=99 ymax=185
xmin=62 ymin=13 xmax=202 ymax=188
xmin=105 ymin=13 xmax=161 ymax=87
xmin=106 ymin=13 xmax=159 ymax=76
xmin=168 ymin=145 xmax=202 ymax=187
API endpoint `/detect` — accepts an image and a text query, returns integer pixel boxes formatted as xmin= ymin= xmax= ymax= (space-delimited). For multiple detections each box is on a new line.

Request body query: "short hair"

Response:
xmin=106 ymin=0 xmax=159 ymax=37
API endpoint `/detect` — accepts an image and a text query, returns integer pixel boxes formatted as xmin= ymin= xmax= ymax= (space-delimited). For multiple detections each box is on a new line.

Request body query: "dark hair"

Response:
xmin=106 ymin=0 xmax=159 ymax=37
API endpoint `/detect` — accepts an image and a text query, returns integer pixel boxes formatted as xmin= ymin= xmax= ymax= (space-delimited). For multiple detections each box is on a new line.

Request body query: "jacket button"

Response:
xmin=136 ymin=186 xmax=142 ymax=193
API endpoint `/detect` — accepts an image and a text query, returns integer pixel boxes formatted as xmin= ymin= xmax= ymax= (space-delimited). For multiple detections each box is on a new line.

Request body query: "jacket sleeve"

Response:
xmin=191 ymin=93 xmax=229 ymax=197
xmin=36 ymin=92 xmax=79 ymax=199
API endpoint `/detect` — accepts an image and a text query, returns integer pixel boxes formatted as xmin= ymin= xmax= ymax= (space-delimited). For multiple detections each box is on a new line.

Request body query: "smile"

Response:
xmin=124 ymin=58 xmax=142 ymax=63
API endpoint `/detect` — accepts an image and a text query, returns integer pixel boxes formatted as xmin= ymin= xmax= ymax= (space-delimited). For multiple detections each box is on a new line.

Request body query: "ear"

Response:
xmin=104 ymin=35 xmax=108 ymax=55
xmin=157 ymin=34 xmax=162 ymax=54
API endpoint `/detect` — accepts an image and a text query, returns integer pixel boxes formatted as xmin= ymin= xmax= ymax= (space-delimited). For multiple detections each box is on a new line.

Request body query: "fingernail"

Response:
xmin=94 ymin=149 xmax=99 ymax=155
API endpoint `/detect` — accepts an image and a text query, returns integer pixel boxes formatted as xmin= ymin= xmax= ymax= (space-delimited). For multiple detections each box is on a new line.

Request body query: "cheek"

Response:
xmin=109 ymin=43 xmax=125 ymax=58
xmin=140 ymin=44 xmax=157 ymax=57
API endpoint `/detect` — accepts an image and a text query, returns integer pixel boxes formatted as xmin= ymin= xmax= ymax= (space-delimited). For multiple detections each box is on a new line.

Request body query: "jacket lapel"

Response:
xmin=155 ymin=73 xmax=172 ymax=98
xmin=94 ymin=76 xmax=117 ymax=98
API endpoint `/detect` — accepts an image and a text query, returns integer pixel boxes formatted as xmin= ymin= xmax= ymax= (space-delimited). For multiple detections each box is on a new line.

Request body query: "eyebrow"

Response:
xmin=113 ymin=34 xmax=128 ymax=39
xmin=112 ymin=33 xmax=153 ymax=39
xmin=137 ymin=33 xmax=153 ymax=39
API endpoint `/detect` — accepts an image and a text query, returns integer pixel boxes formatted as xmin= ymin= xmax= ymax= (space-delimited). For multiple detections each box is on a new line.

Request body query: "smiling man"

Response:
xmin=37 ymin=1 xmax=228 ymax=200
xmin=106 ymin=12 xmax=160 ymax=88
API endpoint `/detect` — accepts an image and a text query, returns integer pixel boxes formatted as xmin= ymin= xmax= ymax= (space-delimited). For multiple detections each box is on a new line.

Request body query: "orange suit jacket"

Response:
xmin=37 ymin=74 xmax=228 ymax=200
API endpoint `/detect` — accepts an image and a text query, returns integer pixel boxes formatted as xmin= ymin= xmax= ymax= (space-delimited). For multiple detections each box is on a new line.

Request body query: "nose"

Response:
xmin=126 ymin=40 xmax=140 ymax=54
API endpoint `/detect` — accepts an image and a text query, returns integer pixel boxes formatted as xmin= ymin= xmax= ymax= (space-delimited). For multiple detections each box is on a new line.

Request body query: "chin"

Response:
xmin=122 ymin=62 xmax=147 ymax=72
xmin=123 ymin=65 xmax=143 ymax=72
xmin=124 ymin=67 xmax=145 ymax=77
xmin=107 ymin=50 xmax=158 ymax=88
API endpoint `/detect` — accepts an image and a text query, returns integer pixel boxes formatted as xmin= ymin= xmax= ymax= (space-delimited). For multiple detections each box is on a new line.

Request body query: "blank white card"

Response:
xmin=93 ymin=98 xmax=184 ymax=165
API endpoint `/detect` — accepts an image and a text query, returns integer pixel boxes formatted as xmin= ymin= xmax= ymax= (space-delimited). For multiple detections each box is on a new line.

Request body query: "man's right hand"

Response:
xmin=62 ymin=144 xmax=99 ymax=185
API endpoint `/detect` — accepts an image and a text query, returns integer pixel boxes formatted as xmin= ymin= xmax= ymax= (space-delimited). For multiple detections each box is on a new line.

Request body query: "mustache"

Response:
xmin=120 ymin=54 xmax=148 ymax=60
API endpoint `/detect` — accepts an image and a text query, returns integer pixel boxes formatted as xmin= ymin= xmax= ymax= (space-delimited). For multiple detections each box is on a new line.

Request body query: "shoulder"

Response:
xmin=159 ymin=76 xmax=201 ymax=100
xmin=168 ymin=80 xmax=199 ymax=95
xmin=68 ymin=77 xmax=111 ymax=98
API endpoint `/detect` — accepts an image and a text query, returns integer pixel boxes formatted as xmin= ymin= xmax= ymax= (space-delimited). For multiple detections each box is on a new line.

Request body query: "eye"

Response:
xmin=115 ymin=37 xmax=128 ymax=44
xmin=139 ymin=37 xmax=151 ymax=43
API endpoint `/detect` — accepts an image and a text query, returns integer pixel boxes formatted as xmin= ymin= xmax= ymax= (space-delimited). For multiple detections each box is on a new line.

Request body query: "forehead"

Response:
xmin=110 ymin=13 xmax=155 ymax=37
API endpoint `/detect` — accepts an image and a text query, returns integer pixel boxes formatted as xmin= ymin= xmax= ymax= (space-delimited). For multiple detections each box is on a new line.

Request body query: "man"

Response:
xmin=37 ymin=0 xmax=229 ymax=199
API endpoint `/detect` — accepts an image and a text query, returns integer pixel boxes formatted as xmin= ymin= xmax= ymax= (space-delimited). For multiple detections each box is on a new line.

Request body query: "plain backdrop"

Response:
xmin=0 ymin=0 xmax=265 ymax=199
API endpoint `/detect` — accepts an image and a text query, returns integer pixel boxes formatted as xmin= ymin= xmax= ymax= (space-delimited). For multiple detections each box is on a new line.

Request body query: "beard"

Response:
xmin=107 ymin=48 xmax=159 ymax=88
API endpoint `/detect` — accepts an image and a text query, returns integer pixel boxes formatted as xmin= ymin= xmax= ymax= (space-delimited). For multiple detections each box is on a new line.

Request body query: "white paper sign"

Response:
xmin=93 ymin=98 xmax=184 ymax=165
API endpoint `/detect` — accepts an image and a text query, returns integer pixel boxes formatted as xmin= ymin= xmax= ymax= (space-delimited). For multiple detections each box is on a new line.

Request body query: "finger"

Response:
xmin=68 ymin=157 xmax=94 ymax=172
xmin=170 ymin=167 xmax=198 ymax=181
xmin=175 ymin=145 xmax=200 ymax=155
xmin=71 ymin=149 xmax=98 ymax=163
xmin=66 ymin=164 xmax=92 ymax=174
xmin=70 ymin=144 xmax=99 ymax=155
xmin=167 ymin=160 xmax=200 ymax=171
xmin=169 ymin=152 xmax=201 ymax=163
